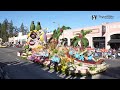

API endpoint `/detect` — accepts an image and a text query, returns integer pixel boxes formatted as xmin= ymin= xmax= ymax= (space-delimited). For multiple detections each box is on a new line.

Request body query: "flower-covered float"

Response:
xmin=17 ymin=24 xmax=109 ymax=77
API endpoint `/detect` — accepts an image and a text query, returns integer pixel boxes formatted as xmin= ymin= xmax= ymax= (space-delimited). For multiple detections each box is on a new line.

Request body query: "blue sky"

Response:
xmin=0 ymin=11 xmax=120 ymax=32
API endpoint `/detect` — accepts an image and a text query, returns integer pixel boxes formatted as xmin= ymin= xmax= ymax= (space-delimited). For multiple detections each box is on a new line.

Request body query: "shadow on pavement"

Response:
xmin=2 ymin=59 xmax=120 ymax=79
xmin=0 ymin=62 xmax=7 ymax=67
xmin=97 ymin=66 xmax=120 ymax=79
xmin=0 ymin=60 xmax=62 ymax=79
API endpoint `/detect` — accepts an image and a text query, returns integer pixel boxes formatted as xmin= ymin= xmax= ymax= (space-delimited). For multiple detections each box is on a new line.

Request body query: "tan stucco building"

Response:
xmin=47 ymin=22 xmax=120 ymax=50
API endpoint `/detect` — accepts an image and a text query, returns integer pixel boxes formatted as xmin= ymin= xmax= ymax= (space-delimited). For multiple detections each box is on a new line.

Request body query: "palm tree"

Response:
xmin=72 ymin=29 xmax=92 ymax=50
xmin=48 ymin=26 xmax=71 ymax=49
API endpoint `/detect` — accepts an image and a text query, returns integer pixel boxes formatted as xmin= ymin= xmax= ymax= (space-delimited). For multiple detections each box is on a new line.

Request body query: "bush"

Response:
xmin=24 ymin=45 xmax=29 ymax=49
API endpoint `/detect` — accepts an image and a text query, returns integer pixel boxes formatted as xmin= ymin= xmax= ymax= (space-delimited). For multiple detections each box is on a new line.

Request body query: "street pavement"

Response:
xmin=0 ymin=47 xmax=62 ymax=79
xmin=0 ymin=47 xmax=120 ymax=79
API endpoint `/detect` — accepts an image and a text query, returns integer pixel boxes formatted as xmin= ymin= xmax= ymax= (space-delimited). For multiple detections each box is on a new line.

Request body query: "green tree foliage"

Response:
xmin=30 ymin=21 xmax=35 ymax=31
xmin=0 ymin=19 xmax=20 ymax=42
xmin=20 ymin=23 xmax=24 ymax=34
xmin=72 ymin=29 xmax=92 ymax=49
xmin=9 ymin=20 xmax=14 ymax=37
xmin=0 ymin=23 xmax=2 ymax=38
xmin=13 ymin=26 xmax=19 ymax=37
xmin=1 ymin=19 xmax=9 ymax=42
xmin=20 ymin=23 xmax=28 ymax=35
xmin=0 ymin=19 xmax=29 ymax=43
xmin=36 ymin=21 xmax=42 ymax=31
xmin=48 ymin=26 xmax=71 ymax=43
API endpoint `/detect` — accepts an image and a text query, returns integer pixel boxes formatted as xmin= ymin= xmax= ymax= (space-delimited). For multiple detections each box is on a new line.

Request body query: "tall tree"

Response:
xmin=9 ymin=20 xmax=14 ymax=37
xmin=13 ymin=26 xmax=19 ymax=37
xmin=24 ymin=26 xmax=29 ymax=35
xmin=0 ymin=23 xmax=2 ymax=38
xmin=20 ymin=23 xmax=24 ymax=35
xmin=30 ymin=21 xmax=35 ymax=31
xmin=36 ymin=21 xmax=42 ymax=31
xmin=1 ymin=19 xmax=9 ymax=42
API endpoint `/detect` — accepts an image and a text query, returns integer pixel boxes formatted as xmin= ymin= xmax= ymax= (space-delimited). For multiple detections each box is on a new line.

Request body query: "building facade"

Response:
xmin=57 ymin=22 xmax=120 ymax=50
xmin=9 ymin=32 xmax=27 ymax=45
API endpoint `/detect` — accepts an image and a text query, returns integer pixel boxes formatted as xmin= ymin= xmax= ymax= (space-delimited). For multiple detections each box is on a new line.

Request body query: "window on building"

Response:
xmin=93 ymin=37 xmax=105 ymax=49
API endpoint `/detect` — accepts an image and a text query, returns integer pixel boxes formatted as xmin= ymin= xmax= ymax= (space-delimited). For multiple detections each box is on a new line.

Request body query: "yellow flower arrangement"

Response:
xmin=27 ymin=30 xmax=38 ymax=38
xmin=36 ymin=45 xmax=43 ymax=49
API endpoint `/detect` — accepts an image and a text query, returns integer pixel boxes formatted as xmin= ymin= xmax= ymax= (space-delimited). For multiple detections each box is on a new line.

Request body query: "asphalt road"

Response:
xmin=0 ymin=47 xmax=120 ymax=79
xmin=0 ymin=47 xmax=62 ymax=79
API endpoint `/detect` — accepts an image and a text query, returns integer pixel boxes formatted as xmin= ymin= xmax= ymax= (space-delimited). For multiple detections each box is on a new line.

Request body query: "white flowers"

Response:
xmin=69 ymin=61 xmax=108 ymax=75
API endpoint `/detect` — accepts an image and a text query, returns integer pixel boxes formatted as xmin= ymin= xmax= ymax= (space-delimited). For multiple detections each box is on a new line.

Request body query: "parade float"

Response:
xmin=17 ymin=22 xmax=109 ymax=77
xmin=0 ymin=38 xmax=7 ymax=48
